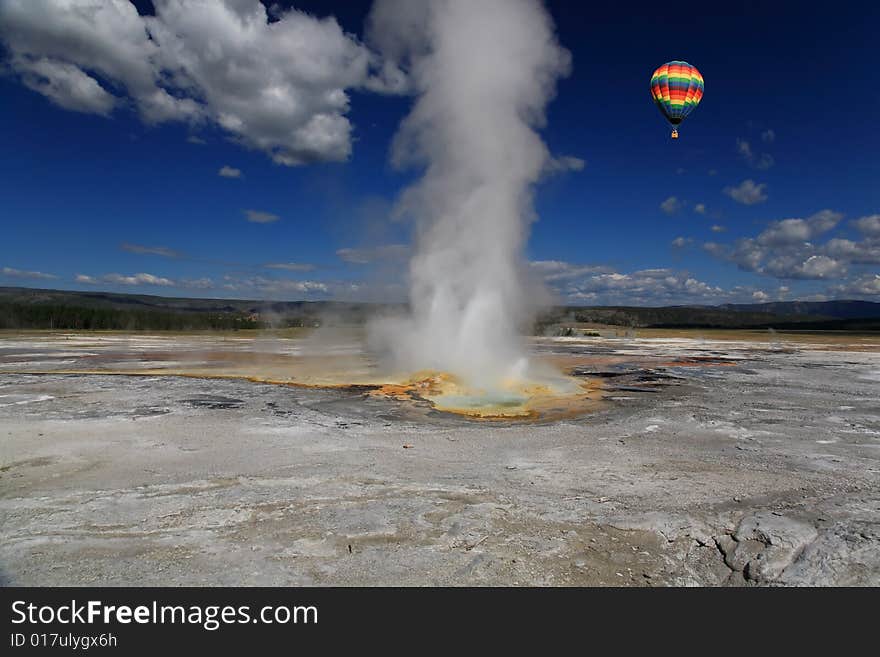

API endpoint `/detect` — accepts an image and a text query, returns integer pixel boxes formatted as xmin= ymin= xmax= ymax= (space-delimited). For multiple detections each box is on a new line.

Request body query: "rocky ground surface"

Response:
xmin=1 ymin=333 xmax=878 ymax=586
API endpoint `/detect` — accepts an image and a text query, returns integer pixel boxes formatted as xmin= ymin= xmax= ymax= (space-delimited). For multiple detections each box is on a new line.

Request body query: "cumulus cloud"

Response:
xmin=263 ymin=262 xmax=316 ymax=272
xmin=825 ymin=238 xmax=880 ymax=264
xmin=752 ymin=290 xmax=769 ymax=301
xmin=711 ymin=225 xmax=726 ymax=233
xmin=102 ymin=272 xmax=175 ymax=286
xmin=828 ymin=274 xmax=880 ymax=297
xmin=0 ymin=0 xmax=407 ymax=165
xmin=758 ymin=219 xmax=811 ymax=246
xmin=121 ymin=242 xmax=180 ymax=257
xmin=707 ymin=239 xmax=841 ymax=280
xmin=671 ymin=237 xmax=692 ymax=248
xmin=694 ymin=203 xmax=706 ymax=215
xmin=336 ymin=243 xmax=409 ymax=264
xmin=757 ymin=210 xmax=841 ymax=247
xmin=555 ymin=266 xmax=727 ymax=305
xmin=660 ymin=196 xmax=683 ymax=215
xmin=11 ymin=57 xmax=117 ymax=115
xmin=770 ymin=254 xmax=845 ymax=279
xmin=1 ymin=266 xmax=56 ymax=280
xmin=724 ymin=179 xmax=768 ymax=205
xmin=244 ymin=209 xmax=280 ymax=224
xmin=818 ymin=214 xmax=880 ymax=291
xmin=703 ymin=208 xmax=880 ymax=284
xmin=526 ymin=259 xmax=750 ymax=305
xmin=0 ymin=0 xmax=199 ymax=123
xmin=853 ymin=214 xmax=880 ymax=238
xmin=218 ymin=166 xmax=242 ymax=179
xmin=75 ymin=274 xmax=97 ymax=283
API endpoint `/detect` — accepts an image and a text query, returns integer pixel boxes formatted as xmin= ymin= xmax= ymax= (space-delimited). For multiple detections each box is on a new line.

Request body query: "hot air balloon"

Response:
xmin=650 ymin=61 xmax=703 ymax=139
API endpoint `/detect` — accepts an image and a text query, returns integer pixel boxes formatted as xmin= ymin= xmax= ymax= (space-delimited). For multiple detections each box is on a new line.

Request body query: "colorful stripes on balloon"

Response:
xmin=650 ymin=60 xmax=704 ymax=126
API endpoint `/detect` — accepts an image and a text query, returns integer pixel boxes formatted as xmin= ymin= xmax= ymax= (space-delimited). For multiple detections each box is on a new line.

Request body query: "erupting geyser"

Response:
xmin=367 ymin=0 xmax=573 ymax=395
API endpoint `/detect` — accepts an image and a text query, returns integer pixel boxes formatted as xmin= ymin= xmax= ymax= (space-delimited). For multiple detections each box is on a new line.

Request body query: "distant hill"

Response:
xmin=542 ymin=305 xmax=829 ymax=330
xmin=719 ymin=300 xmax=880 ymax=319
xmin=0 ymin=286 xmax=377 ymax=330
xmin=543 ymin=301 xmax=879 ymax=331
xmin=0 ymin=286 xmax=878 ymax=331
xmin=0 ymin=286 xmax=368 ymax=316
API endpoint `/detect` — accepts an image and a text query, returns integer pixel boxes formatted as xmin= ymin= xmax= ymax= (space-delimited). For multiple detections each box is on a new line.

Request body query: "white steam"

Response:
xmin=367 ymin=0 xmax=571 ymax=389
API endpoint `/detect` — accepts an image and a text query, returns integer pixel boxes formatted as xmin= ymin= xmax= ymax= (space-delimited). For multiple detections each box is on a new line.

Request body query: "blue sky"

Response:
xmin=1 ymin=0 xmax=878 ymax=305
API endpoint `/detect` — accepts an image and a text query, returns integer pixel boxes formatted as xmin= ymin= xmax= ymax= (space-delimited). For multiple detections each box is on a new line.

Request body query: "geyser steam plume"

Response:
xmin=368 ymin=0 xmax=572 ymax=389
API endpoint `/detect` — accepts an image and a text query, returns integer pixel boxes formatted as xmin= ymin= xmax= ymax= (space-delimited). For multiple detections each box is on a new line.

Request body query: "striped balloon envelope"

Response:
xmin=650 ymin=61 xmax=703 ymax=138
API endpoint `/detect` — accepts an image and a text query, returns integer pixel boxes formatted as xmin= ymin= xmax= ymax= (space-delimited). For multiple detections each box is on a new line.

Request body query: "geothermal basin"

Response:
xmin=1 ymin=329 xmax=878 ymax=585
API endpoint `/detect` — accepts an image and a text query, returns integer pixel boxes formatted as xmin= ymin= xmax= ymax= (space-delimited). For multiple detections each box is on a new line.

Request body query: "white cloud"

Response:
xmin=12 ymin=57 xmax=117 ymax=115
xmin=758 ymin=219 xmax=811 ymax=245
xmin=724 ymin=179 xmax=768 ymax=205
xmin=530 ymin=260 xmax=736 ymax=305
xmin=102 ymin=272 xmax=175 ymax=286
xmin=757 ymin=210 xmax=841 ymax=246
xmin=711 ymin=225 xmax=726 ymax=233
xmin=752 ymin=290 xmax=769 ymax=301
xmin=825 ymin=238 xmax=880 ymax=264
xmin=264 ymin=262 xmax=316 ymax=272
xmin=805 ymin=209 xmax=843 ymax=234
xmin=671 ymin=237 xmax=692 ymax=248
xmin=121 ymin=242 xmax=180 ymax=257
xmin=702 ymin=208 xmax=880 ymax=285
xmin=244 ymin=209 xmax=280 ymax=224
xmin=702 ymin=242 xmax=725 ymax=257
xmin=761 ymin=129 xmax=775 ymax=143
xmin=852 ymin=214 xmax=880 ymax=237
xmin=708 ymin=239 xmax=835 ymax=280
xmin=337 ymin=244 xmax=409 ymax=264
xmin=1 ymin=266 xmax=56 ymax=280
xmin=829 ymin=274 xmax=880 ymax=297
xmin=571 ymin=269 xmax=725 ymax=304
xmin=75 ymin=274 xmax=97 ymax=283
xmin=781 ymin=255 xmax=844 ymax=279
xmin=186 ymin=135 xmax=206 ymax=144
xmin=0 ymin=0 xmax=199 ymax=123
xmin=0 ymin=0 xmax=406 ymax=165
xmin=694 ymin=203 xmax=706 ymax=215
xmin=660 ymin=196 xmax=683 ymax=215
xmin=544 ymin=155 xmax=585 ymax=175
xmin=218 ymin=166 xmax=242 ymax=179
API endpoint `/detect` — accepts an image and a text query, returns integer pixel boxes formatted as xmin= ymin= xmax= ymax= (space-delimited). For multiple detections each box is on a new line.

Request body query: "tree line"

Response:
xmin=0 ymin=302 xmax=262 ymax=331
